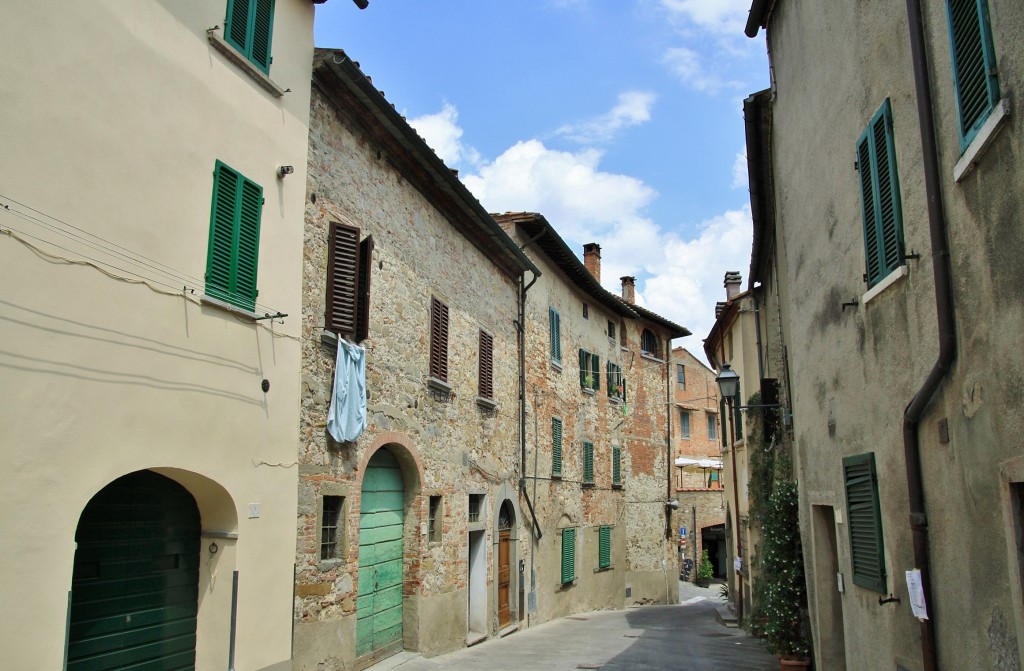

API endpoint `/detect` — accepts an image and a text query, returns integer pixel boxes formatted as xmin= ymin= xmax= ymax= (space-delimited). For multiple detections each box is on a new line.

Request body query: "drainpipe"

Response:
xmin=518 ymin=270 xmax=542 ymax=540
xmin=902 ymin=2 xmax=956 ymax=669
xmin=666 ymin=339 xmax=674 ymax=542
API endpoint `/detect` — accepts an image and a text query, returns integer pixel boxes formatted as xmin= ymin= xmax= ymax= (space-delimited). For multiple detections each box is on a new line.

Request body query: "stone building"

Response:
xmin=495 ymin=214 xmax=689 ymax=622
xmin=745 ymin=0 xmax=1024 ymax=669
xmin=294 ymin=51 xmax=540 ymax=670
xmin=671 ymin=347 xmax=726 ymax=579
xmin=0 ymin=1 xmax=319 ymax=668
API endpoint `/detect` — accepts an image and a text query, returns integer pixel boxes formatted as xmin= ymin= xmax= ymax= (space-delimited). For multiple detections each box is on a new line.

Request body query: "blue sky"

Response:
xmin=313 ymin=1 xmax=769 ymax=354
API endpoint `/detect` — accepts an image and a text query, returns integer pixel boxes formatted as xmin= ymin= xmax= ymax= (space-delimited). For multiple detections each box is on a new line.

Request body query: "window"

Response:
xmin=428 ymin=495 xmax=442 ymax=543
xmin=224 ymin=0 xmax=275 ymax=74
xmin=326 ymin=222 xmax=373 ymax=341
xmin=582 ymin=441 xmax=594 ymax=486
xmin=206 ymin=161 xmax=263 ymax=312
xmin=320 ymin=495 xmax=343 ymax=561
xmin=579 ymin=350 xmax=600 ymax=391
xmin=857 ymin=99 xmax=905 ymax=288
xmin=707 ymin=413 xmax=717 ymax=441
xmin=680 ymin=411 xmax=691 ymax=439
xmin=468 ymin=494 xmax=483 ymax=523
xmin=552 ymin=418 xmax=563 ymax=478
xmin=612 ymin=446 xmax=621 ymax=487
xmin=640 ymin=329 xmax=658 ymax=356
xmin=946 ymin=0 xmax=1000 ymax=150
xmin=708 ymin=470 xmax=720 ymax=489
xmin=549 ymin=308 xmax=562 ymax=365
xmin=607 ymin=320 xmax=615 ymax=339
xmin=582 ymin=303 xmax=589 ymax=319
xmin=429 ymin=297 xmax=449 ymax=382
xmin=619 ymin=321 xmax=627 ymax=348
xmin=478 ymin=330 xmax=494 ymax=400
xmin=561 ymin=528 xmax=576 ymax=584
xmin=598 ymin=526 xmax=611 ymax=569
xmin=607 ymin=362 xmax=624 ymax=400
xmin=677 ymin=363 xmax=686 ymax=388
xmin=843 ymin=453 xmax=886 ymax=592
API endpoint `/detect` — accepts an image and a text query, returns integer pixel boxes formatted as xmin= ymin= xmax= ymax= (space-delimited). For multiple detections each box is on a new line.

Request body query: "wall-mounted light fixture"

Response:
xmin=277 ymin=165 xmax=294 ymax=179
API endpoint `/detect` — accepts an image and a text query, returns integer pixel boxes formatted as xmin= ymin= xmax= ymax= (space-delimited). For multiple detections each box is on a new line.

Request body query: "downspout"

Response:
xmin=518 ymin=270 xmax=542 ymax=540
xmin=903 ymin=2 xmax=956 ymax=669
xmin=665 ymin=339 xmax=673 ymax=541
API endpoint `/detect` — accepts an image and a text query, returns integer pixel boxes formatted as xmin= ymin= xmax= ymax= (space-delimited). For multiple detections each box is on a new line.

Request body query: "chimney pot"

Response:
xmin=621 ymin=276 xmax=636 ymax=304
xmin=724 ymin=271 xmax=743 ymax=300
xmin=583 ymin=243 xmax=602 ymax=283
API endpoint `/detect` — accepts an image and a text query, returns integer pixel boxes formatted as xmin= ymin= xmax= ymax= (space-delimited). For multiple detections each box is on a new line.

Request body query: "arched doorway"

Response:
xmin=496 ymin=501 xmax=514 ymax=629
xmin=356 ymin=449 xmax=405 ymax=666
xmin=67 ymin=470 xmax=201 ymax=670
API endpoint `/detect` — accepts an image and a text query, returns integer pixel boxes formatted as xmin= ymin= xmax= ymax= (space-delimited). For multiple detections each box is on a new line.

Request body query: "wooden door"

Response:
xmin=497 ymin=529 xmax=511 ymax=628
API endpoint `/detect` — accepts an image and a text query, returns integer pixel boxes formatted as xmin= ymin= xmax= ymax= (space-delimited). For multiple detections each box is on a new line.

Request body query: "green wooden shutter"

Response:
xmin=734 ymin=382 xmax=743 ymax=440
xmin=552 ymin=418 xmax=563 ymax=477
xmin=583 ymin=441 xmax=594 ymax=485
xmin=561 ymin=528 xmax=576 ymax=584
xmin=250 ymin=0 xmax=275 ymax=73
xmin=858 ymin=100 xmax=905 ymax=288
xmin=224 ymin=0 xmax=251 ymax=54
xmin=549 ymin=308 xmax=561 ymax=364
xmin=206 ymin=161 xmax=261 ymax=312
xmin=224 ymin=0 xmax=275 ymax=74
xmin=719 ymin=399 xmax=728 ymax=447
xmin=844 ymin=453 xmax=886 ymax=593
xmin=947 ymin=0 xmax=1000 ymax=148
xmin=612 ymin=446 xmax=621 ymax=486
xmin=579 ymin=350 xmax=587 ymax=387
xmin=235 ymin=179 xmax=262 ymax=311
xmin=599 ymin=526 xmax=611 ymax=569
xmin=592 ymin=354 xmax=600 ymax=391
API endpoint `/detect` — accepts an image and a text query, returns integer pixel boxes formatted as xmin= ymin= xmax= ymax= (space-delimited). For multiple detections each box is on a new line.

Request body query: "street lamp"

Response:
xmin=716 ymin=362 xmax=743 ymax=627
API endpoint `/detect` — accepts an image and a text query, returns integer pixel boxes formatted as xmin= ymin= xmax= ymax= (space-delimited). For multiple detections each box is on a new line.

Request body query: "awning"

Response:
xmin=674 ymin=457 xmax=723 ymax=469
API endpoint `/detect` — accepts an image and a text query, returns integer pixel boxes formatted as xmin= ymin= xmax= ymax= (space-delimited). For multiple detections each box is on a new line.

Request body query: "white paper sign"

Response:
xmin=734 ymin=556 xmax=743 ymax=572
xmin=906 ymin=570 xmax=929 ymax=620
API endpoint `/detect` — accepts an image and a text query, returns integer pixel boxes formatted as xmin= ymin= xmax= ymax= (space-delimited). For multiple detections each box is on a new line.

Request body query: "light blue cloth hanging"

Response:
xmin=327 ymin=339 xmax=366 ymax=443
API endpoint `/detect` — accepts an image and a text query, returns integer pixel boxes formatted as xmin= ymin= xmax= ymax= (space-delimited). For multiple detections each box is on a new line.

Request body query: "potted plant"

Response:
xmin=760 ymin=481 xmax=811 ymax=669
xmin=694 ymin=549 xmax=714 ymax=587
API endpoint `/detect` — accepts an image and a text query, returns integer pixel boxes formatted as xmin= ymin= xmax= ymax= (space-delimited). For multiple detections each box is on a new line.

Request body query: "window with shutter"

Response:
xmin=582 ymin=441 xmax=594 ymax=486
xmin=549 ymin=308 xmax=562 ymax=365
xmin=612 ymin=446 xmax=621 ymax=487
xmin=579 ymin=350 xmax=600 ymax=391
xmin=206 ymin=161 xmax=262 ymax=312
xmin=858 ymin=100 xmax=906 ymax=288
xmin=607 ymin=363 xmax=623 ymax=400
xmin=478 ymin=330 xmax=494 ymax=400
xmin=598 ymin=526 xmax=611 ymax=569
xmin=677 ymin=363 xmax=686 ymax=387
xmin=946 ymin=0 xmax=1000 ymax=150
xmin=707 ymin=413 xmax=717 ymax=441
xmin=224 ymin=0 xmax=276 ymax=74
xmin=681 ymin=411 xmax=691 ymax=439
xmin=551 ymin=418 xmax=563 ymax=478
xmin=326 ymin=224 xmax=372 ymax=341
xmin=561 ymin=528 xmax=576 ymax=584
xmin=844 ymin=453 xmax=886 ymax=593
xmin=429 ymin=297 xmax=449 ymax=382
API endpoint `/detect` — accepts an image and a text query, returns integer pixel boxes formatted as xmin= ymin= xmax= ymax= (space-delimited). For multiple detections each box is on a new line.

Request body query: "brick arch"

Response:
xmin=357 ymin=431 xmax=424 ymax=494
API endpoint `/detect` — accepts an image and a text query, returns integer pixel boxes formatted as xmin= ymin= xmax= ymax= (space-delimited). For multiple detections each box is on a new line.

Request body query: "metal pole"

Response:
xmin=727 ymin=397 xmax=744 ymax=626
xmin=228 ymin=570 xmax=239 ymax=671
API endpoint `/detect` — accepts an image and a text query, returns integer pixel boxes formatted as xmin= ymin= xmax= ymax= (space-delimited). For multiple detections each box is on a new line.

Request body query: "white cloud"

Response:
xmin=555 ymin=91 xmax=657 ymax=144
xmin=407 ymin=103 xmax=480 ymax=167
xmin=659 ymin=0 xmax=751 ymax=35
xmin=662 ymin=46 xmax=742 ymax=92
xmin=732 ymin=148 xmax=748 ymax=189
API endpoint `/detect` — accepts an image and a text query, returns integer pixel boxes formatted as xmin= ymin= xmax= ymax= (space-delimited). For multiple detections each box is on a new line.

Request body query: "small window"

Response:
xmin=549 ymin=308 xmax=562 ymax=365
xmin=579 ymin=349 xmax=600 ymax=391
xmin=858 ymin=99 xmax=905 ymax=288
xmin=607 ymin=362 xmax=624 ymax=400
xmin=945 ymin=0 xmax=1000 ymax=150
xmin=428 ymin=495 xmax=442 ymax=543
xmin=326 ymin=222 xmax=373 ymax=341
xmin=206 ymin=161 xmax=263 ymax=312
xmin=707 ymin=413 xmax=717 ymax=441
xmin=612 ymin=446 xmax=622 ymax=487
xmin=478 ymin=330 xmax=494 ymax=400
xmin=224 ymin=0 xmax=275 ymax=74
xmin=552 ymin=418 xmax=563 ymax=478
xmin=561 ymin=528 xmax=576 ymax=584
xmin=677 ymin=363 xmax=686 ymax=388
xmin=582 ymin=441 xmax=594 ymax=486
xmin=320 ymin=495 xmax=343 ymax=561
xmin=429 ymin=297 xmax=449 ymax=382
xmin=583 ymin=303 xmax=589 ymax=319
xmin=640 ymin=329 xmax=658 ymax=356
xmin=598 ymin=526 xmax=611 ymax=569
xmin=843 ymin=453 xmax=886 ymax=593
xmin=708 ymin=470 xmax=720 ymax=489
xmin=607 ymin=320 xmax=616 ymax=339
xmin=468 ymin=494 xmax=483 ymax=523
xmin=680 ymin=411 xmax=691 ymax=439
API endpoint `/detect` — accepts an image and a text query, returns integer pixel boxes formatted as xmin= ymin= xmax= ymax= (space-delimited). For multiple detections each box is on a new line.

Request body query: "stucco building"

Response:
xmin=0 ymin=1 xmax=319 ymax=669
xmin=745 ymin=0 xmax=1024 ymax=669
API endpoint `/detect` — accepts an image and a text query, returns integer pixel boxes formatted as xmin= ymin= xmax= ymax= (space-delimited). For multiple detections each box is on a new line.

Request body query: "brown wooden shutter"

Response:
xmin=325 ymin=222 xmax=360 ymax=336
xmin=478 ymin=330 xmax=494 ymax=399
xmin=355 ymin=235 xmax=373 ymax=343
xmin=429 ymin=297 xmax=449 ymax=382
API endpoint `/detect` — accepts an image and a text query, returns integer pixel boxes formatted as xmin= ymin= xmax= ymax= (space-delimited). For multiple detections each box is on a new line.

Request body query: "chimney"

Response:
xmin=583 ymin=243 xmax=601 ymax=282
xmin=621 ymin=276 xmax=636 ymax=304
xmin=715 ymin=301 xmax=727 ymax=318
xmin=724 ymin=271 xmax=743 ymax=300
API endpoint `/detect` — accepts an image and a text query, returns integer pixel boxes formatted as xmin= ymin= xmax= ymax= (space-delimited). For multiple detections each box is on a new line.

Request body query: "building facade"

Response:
xmin=746 ymin=0 xmax=1024 ymax=669
xmin=0 ymin=1 xmax=318 ymax=669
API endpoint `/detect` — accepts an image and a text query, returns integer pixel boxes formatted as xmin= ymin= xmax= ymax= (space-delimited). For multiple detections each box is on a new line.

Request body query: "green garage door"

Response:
xmin=68 ymin=471 xmax=201 ymax=671
xmin=356 ymin=449 xmax=404 ymax=664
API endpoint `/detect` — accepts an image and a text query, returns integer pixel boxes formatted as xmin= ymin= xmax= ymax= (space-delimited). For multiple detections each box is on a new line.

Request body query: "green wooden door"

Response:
xmin=356 ymin=449 xmax=405 ymax=663
xmin=68 ymin=471 xmax=201 ymax=670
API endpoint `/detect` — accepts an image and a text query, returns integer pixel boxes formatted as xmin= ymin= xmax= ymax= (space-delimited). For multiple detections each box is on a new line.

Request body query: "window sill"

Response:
xmin=550 ymin=360 xmax=563 ymax=372
xmin=612 ymin=483 xmax=623 ymax=490
xmin=475 ymin=397 xmax=497 ymax=410
xmin=954 ymin=98 xmax=1010 ymax=182
xmin=581 ymin=387 xmax=596 ymax=396
xmin=593 ymin=566 xmax=614 ymax=573
xmin=640 ymin=352 xmax=665 ymax=364
xmin=582 ymin=482 xmax=595 ymax=489
xmin=426 ymin=377 xmax=452 ymax=394
xmin=201 ymin=294 xmax=258 ymax=321
xmin=207 ymin=29 xmax=287 ymax=98
xmin=318 ymin=558 xmax=343 ymax=572
xmin=552 ymin=473 xmax=563 ymax=480
xmin=862 ymin=265 xmax=908 ymax=305
xmin=556 ymin=580 xmax=576 ymax=590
